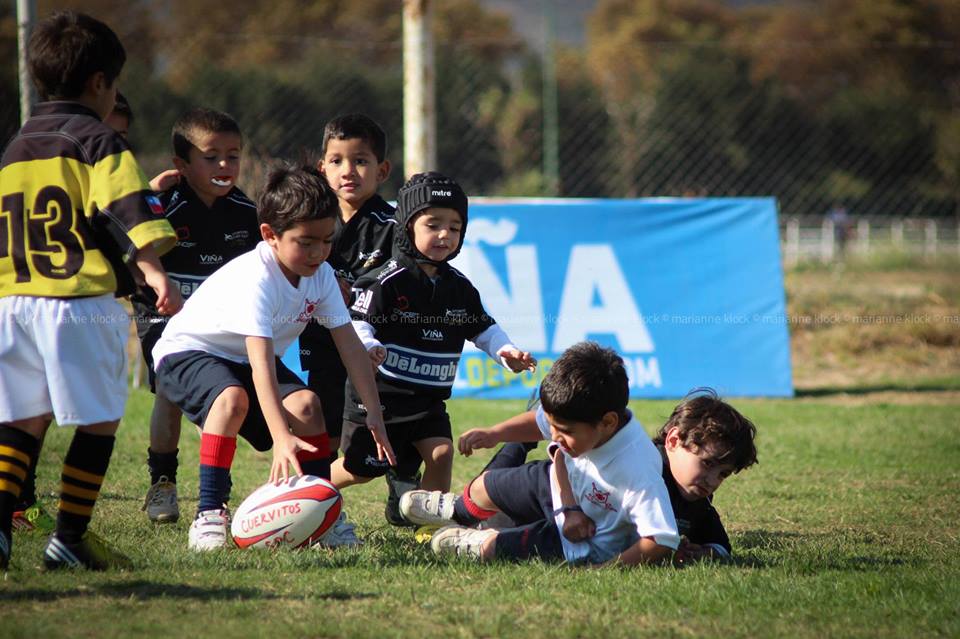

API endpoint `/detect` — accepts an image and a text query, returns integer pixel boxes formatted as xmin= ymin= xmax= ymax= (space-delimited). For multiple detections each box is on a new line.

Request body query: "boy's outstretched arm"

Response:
xmin=134 ymin=243 xmax=183 ymax=315
xmin=329 ymin=323 xmax=397 ymax=467
xmin=550 ymin=445 xmax=596 ymax=542
xmin=458 ymin=410 xmax=544 ymax=456
xmin=605 ymin=537 xmax=674 ymax=567
xmin=245 ymin=336 xmax=318 ymax=484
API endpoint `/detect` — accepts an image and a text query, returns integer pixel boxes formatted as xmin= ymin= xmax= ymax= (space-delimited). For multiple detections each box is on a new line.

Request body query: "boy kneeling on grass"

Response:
xmin=401 ymin=341 xmax=681 ymax=565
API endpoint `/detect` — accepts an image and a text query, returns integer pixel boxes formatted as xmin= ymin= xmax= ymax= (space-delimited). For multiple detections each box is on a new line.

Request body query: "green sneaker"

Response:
xmin=11 ymin=503 xmax=56 ymax=534
xmin=43 ymin=531 xmax=133 ymax=571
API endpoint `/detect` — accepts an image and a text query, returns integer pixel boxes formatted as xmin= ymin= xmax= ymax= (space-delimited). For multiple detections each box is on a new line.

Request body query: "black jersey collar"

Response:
xmin=31 ymin=101 xmax=102 ymax=120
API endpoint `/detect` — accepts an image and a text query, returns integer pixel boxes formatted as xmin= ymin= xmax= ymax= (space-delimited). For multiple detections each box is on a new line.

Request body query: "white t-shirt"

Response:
xmin=153 ymin=242 xmax=350 ymax=367
xmin=536 ymin=406 xmax=681 ymax=564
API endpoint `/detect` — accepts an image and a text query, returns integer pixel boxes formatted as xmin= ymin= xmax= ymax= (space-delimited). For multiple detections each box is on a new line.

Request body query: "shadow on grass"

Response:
xmin=796 ymin=381 xmax=960 ymax=397
xmin=733 ymin=529 xmax=920 ymax=571
xmin=0 ymin=580 xmax=378 ymax=602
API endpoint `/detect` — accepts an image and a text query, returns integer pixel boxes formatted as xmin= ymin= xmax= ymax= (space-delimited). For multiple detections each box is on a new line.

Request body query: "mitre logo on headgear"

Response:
xmin=431 ymin=189 xmax=452 ymax=197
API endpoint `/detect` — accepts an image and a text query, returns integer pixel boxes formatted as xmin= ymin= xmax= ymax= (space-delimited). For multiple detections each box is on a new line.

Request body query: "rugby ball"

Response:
xmin=232 ymin=475 xmax=342 ymax=549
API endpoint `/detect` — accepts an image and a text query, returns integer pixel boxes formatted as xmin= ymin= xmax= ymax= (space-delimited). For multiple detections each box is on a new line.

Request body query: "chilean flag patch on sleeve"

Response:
xmin=146 ymin=194 xmax=164 ymax=215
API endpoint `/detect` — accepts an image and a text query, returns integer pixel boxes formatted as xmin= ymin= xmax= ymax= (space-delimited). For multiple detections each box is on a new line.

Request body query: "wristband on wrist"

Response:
xmin=553 ymin=505 xmax=583 ymax=516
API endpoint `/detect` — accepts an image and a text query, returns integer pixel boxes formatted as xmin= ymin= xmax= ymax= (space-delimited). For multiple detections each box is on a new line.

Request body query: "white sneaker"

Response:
xmin=314 ymin=512 xmax=361 ymax=548
xmin=142 ymin=476 xmax=180 ymax=523
xmin=399 ymin=490 xmax=456 ymax=526
xmin=430 ymin=525 xmax=496 ymax=560
xmin=188 ymin=508 xmax=231 ymax=551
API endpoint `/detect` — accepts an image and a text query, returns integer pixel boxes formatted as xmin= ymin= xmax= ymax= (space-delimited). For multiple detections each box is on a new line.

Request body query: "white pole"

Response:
xmin=822 ymin=218 xmax=834 ymax=262
xmin=403 ymin=0 xmax=436 ymax=178
xmin=17 ymin=0 xmax=37 ymax=125
xmin=785 ymin=217 xmax=800 ymax=267
xmin=857 ymin=218 xmax=869 ymax=256
xmin=925 ymin=219 xmax=937 ymax=257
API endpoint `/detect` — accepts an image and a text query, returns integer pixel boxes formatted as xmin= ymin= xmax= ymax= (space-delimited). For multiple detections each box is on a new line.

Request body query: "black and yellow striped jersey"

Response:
xmin=0 ymin=101 xmax=176 ymax=298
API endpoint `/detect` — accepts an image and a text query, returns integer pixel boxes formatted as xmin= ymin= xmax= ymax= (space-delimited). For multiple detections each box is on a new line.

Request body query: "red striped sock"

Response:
xmin=462 ymin=478 xmax=498 ymax=520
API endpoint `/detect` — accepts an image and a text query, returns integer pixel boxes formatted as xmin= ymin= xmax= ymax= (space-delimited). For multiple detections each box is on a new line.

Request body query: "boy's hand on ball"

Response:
xmin=498 ymin=347 xmax=537 ymax=373
xmin=270 ymin=434 xmax=317 ymax=484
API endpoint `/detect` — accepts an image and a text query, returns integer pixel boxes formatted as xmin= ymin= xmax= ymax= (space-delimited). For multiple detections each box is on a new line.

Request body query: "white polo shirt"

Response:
xmin=536 ymin=406 xmax=681 ymax=563
xmin=153 ymin=241 xmax=350 ymax=367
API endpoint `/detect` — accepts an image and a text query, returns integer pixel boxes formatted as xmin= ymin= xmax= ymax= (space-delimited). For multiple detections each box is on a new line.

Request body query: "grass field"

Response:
xmin=3 ymin=258 xmax=960 ymax=639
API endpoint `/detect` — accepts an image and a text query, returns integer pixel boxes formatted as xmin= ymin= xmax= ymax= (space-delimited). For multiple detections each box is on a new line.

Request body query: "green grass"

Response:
xmin=3 ymin=392 xmax=959 ymax=638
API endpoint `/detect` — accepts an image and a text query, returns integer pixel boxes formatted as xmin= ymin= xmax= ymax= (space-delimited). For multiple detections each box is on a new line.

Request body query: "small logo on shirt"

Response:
xmin=445 ymin=308 xmax=468 ymax=324
xmin=352 ymin=290 xmax=373 ymax=314
xmin=431 ymin=189 xmax=452 ymax=197
xmin=297 ymin=298 xmax=320 ymax=323
xmin=421 ymin=329 xmax=444 ymax=341
xmin=585 ymin=482 xmax=617 ymax=513
xmin=146 ymin=195 xmax=164 ymax=216
xmin=359 ymin=249 xmax=384 ymax=269
xmin=224 ymin=230 xmax=250 ymax=244
xmin=200 ymin=254 xmax=223 ymax=264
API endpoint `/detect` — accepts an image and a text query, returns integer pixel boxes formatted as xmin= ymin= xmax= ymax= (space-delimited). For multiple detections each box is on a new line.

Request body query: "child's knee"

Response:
xmin=284 ymin=391 xmax=325 ymax=434
xmin=425 ymin=441 xmax=454 ymax=467
xmin=210 ymin=386 xmax=249 ymax=423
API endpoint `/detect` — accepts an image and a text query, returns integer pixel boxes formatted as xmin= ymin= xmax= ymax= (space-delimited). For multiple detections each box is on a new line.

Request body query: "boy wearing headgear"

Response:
xmin=333 ymin=172 xmax=536 ymax=520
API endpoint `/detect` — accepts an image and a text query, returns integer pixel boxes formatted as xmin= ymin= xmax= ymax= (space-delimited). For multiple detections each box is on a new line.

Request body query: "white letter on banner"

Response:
xmin=455 ymin=245 xmax=547 ymax=351
xmin=552 ymin=245 xmax=654 ymax=352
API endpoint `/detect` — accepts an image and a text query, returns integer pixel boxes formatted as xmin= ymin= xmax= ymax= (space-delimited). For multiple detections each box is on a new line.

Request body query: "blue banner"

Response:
xmin=283 ymin=198 xmax=793 ymax=398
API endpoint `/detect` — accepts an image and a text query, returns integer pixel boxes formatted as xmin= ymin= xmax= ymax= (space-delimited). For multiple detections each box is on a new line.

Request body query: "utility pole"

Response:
xmin=403 ymin=0 xmax=436 ymax=178
xmin=18 ymin=0 xmax=37 ymax=125
xmin=542 ymin=0 xmax=560 ymax=196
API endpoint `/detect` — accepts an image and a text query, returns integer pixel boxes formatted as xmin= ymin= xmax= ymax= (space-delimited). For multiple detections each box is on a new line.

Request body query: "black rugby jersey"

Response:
xmin=131 ymin=180 xmax=259 ymax=323
xmin=344 ymin=253 xmax=496 ymax=423
xmin=299 ymin=194 xmax=396 ymax=370
xmin=0 ymin=102 xmax=175 ymax=298
xmin=658 ymin=445 xmax=732 ymax=552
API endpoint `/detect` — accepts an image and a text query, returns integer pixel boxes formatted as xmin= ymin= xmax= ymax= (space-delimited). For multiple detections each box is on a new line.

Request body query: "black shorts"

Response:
xmin=307 ymin=366 xmax=347 ymax=440
xmin=137 ymin=318 xmax=168 ymax=391
xmin=155 ymin=350 xmax=308 ymax=452
xmin=340 ymin=411 xmax=452 ymax=479
xmin=483 ymin=460 xmax=564 ymax=562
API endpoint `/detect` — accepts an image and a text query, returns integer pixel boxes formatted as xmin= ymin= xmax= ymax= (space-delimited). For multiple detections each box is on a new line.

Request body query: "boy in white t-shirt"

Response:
xmin=401 ymin=342 xmax=680 ymax=566
xmin=153 ymin=164 xmax=395 ymax=552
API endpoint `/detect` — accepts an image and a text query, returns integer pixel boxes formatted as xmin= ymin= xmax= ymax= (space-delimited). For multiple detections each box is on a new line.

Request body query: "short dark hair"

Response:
xmin=539 ymin=342 xmax=629 ymax=425
xmin=28 ymin=11 xmax=126 ymax=101
xmin=653 ymin=389 xmax=758 ymax=472
xmin=258 ymin=163 xmax=339 ymax=234
xmin=172 ymin=107 xmax=242 ymax=160
xmin=321 ymin=113 xmax=387 ymax=163
xmin=112 ymin=92 xmax=132 ymax=124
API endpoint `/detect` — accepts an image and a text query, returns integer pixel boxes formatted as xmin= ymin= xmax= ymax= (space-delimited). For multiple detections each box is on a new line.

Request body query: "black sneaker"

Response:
xmin=384 ymin=469 xmax=421 ymax=527
xmin=43 ymin=531 xmax=133 ymax=571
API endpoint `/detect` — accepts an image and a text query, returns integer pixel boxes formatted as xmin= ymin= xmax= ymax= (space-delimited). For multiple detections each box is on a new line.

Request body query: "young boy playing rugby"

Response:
xmin=152 ymin=164 xmax=394 ymax=551
xmin=401 ymin=342 xmax=680 ymax=565
xmin=333 ymin=172 xmax=536 ymax=525
xmin=0 ymin=11 xmax=181 ymax=570
xmin=133 ymin=107 xmax=261 ymax=524
xmin=296 ymin=113 xmax=408 ymax=524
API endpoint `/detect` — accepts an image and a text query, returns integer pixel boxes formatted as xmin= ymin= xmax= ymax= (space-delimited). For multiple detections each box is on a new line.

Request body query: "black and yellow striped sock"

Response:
xmin=57 ymin=430 xmax=115 ymax=544
xmin=0 ymin=425 xmax=40 ymax=539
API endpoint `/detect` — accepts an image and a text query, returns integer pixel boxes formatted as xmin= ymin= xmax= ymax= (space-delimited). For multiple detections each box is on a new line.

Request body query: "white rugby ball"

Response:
xmin=232 ymin=475 xmax=342 ymax=549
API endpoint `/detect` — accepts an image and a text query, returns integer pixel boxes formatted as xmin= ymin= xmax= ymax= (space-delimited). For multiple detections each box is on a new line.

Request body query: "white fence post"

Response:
xmin=821 ymin=218 xmax=834 ymax=261
xmin=857 ymin=218 xmax=870 ymax=255
xmin=925 ymin=219 xmax=937 ymax=257
xmin=891 ymin=220 xmax=904 ymax=249
xmin=785 ymin=217 xmax=799 ymax=266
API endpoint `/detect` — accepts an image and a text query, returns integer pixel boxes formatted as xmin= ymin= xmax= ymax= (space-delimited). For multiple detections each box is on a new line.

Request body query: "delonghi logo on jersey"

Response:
xmin=200 ymin=254 xmax=224 ymax=264
xmin=168 ymin=273 xmax=204 ymax=298
xmin=431 ymin=189 xmax=452 ymax=197
xmin=379 ymin=344 xmax=460 ymax=387
xmin=352 ymin=290 xmax=373 ymax=314
xmin=421 ymin=329 xmax=444 ymax=342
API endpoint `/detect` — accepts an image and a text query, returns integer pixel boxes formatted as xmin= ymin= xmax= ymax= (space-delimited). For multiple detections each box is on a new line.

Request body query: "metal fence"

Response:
xmin=2 ymin=5 xmax=957 ymax=220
